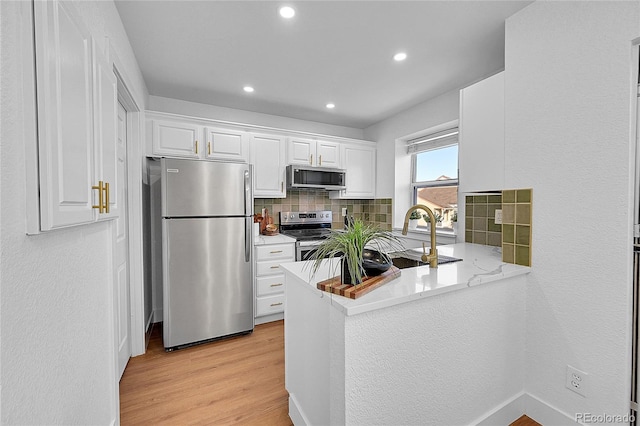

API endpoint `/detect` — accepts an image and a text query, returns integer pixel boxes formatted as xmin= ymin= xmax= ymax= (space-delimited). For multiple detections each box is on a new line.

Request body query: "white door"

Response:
xmin=316 ymin=140 xmax=341 ymax=168
xmin=288 ymin=137 xmax=315 ymax=165
xmin=251 ymin=133 xmax=286 ymax=197
xmin=115 ymin=102 xmax=131 ymax=379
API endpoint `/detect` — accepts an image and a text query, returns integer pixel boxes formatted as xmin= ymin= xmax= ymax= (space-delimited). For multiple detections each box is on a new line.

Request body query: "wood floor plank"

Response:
xmin=119 ymin=321 xmax=292 ymax=425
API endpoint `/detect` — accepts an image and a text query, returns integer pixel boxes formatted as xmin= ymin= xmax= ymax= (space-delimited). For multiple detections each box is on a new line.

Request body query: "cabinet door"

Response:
xmin=288 ymin=137 xmax=315 ymax=166
xmin=251 ymin=133 xmax=286 ymax=198
xmin=93 ymin=40 xmax=119 ymax=220
xmin=152 ymin=119 xmax=201 ymax=158
xmin=333 ymin=144 xmax=376 ymax=199
xmin=34 ymin=0 xmax=95 ymax=230
xmin=458 ymin=72 xmax=505 ymax=192
xmin=316 ymin=141 xmax=341 ymax=168
xmin=205 ymin=127 xmax=248 ymax=162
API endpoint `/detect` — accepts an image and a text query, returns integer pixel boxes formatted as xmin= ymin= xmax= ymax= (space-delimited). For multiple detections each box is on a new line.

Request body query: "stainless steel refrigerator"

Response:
xmin=161 ymin=158 xmax=253 ymax=350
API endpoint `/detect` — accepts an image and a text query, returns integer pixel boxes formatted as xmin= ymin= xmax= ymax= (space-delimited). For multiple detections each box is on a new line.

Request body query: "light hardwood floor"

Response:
xmin=120 ymin=320 xmax=541 ymax=425
xmin=119 ymin=320 xmax=291 ymax=425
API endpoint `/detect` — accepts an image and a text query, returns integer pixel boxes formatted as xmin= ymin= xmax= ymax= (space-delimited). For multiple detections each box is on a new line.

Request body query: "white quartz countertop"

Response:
xmin=280 ymin=243 xmax=530 ymax=316
xmin=254 ymin=233 xmax=296 ymax=246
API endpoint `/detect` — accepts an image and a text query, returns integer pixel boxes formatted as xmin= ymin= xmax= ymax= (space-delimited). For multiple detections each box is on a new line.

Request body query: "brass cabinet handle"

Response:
xmin=281 ymin=181 xmax=284 ymax=192
xmin=195 ymin=140 xmax=199 ymax=154
xmin=92 ymin=181 xmax=105 ymax=213
xmin=104 ymin=182 xmax=110 ymax=214
xmin=270 ymin=302 xmax=283 ymax=307
xmin=319 ymin=155 xmax=322 ymax=166
xmin=270 ymin=265 xmax=280 ymax=269
xmin=208 ymin=141 xmax=211 ymax=155
xmin=270 ymin=250 xmax=283 ymax=254
xmin=270 ymin=283 xmax=283 ymax=287
xmin=310 ymin=154 xmax=313 ymax=165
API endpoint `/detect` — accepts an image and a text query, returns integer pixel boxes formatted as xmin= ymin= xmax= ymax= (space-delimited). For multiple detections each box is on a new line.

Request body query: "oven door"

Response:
xmin=296 ymin=240 xmax=322 ymax=262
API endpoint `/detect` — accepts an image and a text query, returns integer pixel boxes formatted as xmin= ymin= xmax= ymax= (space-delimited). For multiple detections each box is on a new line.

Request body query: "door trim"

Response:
xmin=108 ymin=40 xmax=146 ymax=359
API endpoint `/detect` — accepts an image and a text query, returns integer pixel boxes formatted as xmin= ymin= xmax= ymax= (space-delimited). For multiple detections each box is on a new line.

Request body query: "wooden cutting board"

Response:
xmin=317 ymin=266 xmax=401 ymax=299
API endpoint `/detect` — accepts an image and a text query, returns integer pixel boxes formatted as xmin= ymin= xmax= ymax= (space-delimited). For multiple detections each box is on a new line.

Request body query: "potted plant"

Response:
xmin=423 ymin=212 xmax=443 ymax=227
xmin=308 ymin=218 xmax=403 ymax=285
xmin=408 ymin=210 xmax=421 ymax=230
xmin=451 ymin=211 xmax=458 ymax=233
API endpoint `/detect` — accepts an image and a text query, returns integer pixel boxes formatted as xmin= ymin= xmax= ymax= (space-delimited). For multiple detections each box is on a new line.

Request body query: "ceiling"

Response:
xmin=115 ymin=1 xmax=531 ymax=129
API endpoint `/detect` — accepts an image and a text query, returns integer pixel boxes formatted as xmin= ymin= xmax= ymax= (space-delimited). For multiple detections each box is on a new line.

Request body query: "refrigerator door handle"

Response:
xmin=245 ymin=216 xmax=251 ymax=262
xmin=244 ymin=170 xmax=250 ymax=216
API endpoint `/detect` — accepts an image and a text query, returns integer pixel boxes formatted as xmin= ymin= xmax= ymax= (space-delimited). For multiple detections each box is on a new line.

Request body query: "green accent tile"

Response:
xmin=515 ymin=225 xmax=531 ymax=246
xmin=465 ymin=217 xmax=473 ymax=229
xmin=473 ymin=195 xmax=488 ymax=203
xmin=376 ymin=214 xmax=386 ymax=222
xmin=487 ymin=232 xmax=502 ymax=247
xmin=363 ymin=213 xmax=370 ymax=221
xmin=362 ymin=205 xmax=369 ymax=213
xmin=473 ymin=217 xmax=487 ymax=231
xmin=487 ymin=218 xmax=501 ymax=232
xmin=502 ymin=244 xmax=515 ymax=263
xmin=324 ymin=204 xmax=331 ymax=210
xmin=516 ymin=204 xmax=531 ymax=225
xmin=503 ymin=224 xmax=515 ymax=243
xmin=516 ymin=189 xmax=532 ymax=203
xmin=474 ymin=204 xmax=488 ymax=218
xmin=502 ymin=190 xmax=516 ymax=203
xmin=515 ymin=245 xmax=531 ymax=266
xmin=473 ymin=231 xmax=487 ymax=245
xmin=488 ymin=195 xmax=502 ymax=204
xmin=466 ymin=196 xmax=474 ymax=206
xmin=273 ymin=198 xmax=281 ymax=204
xmin=502 ymin=204 xmax=515 ymax=224
xmin=291 ymin=204 xmax=299 ymax=211
xmin=465 ymin=230 xmax=473 ymax=243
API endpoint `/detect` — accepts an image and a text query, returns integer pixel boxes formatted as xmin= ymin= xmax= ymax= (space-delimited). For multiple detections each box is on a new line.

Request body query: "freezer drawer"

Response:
xmin=163 ymin=217 xmax=253 ymax=349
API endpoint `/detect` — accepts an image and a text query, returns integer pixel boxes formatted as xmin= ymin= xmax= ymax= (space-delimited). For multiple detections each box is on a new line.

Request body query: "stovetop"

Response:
xmin=279 ymin=211 xmax=333 ymax=242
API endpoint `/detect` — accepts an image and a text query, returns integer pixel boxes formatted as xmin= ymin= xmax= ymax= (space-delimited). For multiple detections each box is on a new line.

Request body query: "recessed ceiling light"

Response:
xmin=243 ymin=86 xmax=254 ymax=93
xmin=393 ymin=52 xmax=407 ymax=62
xmin=326 ymin=103 xmax=335 ymax=109
xmin=279 ymin=6 xmax=295 ymax=19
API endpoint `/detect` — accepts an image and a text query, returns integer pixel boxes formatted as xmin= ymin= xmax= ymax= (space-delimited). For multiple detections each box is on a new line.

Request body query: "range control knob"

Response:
xmin=319 ymin=214 xmax=324 ymax=218
xmin=290 ymin=214 xmax=294 ymax=219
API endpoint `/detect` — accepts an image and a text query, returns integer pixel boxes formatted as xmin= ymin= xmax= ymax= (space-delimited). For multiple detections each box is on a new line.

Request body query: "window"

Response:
xmin=408 ymin=127 xmax=458 ymax=231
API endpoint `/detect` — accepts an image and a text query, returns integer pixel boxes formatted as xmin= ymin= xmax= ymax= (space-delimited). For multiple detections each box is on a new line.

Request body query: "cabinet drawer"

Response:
xmin=256 ymin=274 xmax=285 ymax=297
xmin=256 ymin=259 xmax=290 ymax=276
xmin=255 ymin=244 xmax=295 ymax=261
xmin=256 ymin=294 xmax=284 ymax=317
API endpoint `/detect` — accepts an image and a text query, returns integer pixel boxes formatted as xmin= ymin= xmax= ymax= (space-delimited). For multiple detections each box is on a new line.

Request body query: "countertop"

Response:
xmin=254 ymin=233 xmax=296 ymax=246
xmin=280 ymin=243 xmax=530 ymax=316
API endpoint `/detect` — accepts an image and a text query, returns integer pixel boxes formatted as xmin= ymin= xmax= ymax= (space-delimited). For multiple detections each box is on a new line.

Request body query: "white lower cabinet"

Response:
xmin=254 ymin=241 xmax=295 ymax=323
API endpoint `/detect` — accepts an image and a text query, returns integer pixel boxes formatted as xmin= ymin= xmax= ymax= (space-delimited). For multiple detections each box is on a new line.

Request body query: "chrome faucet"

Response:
xmin=401 ymin=204 xmax=438 ymax=268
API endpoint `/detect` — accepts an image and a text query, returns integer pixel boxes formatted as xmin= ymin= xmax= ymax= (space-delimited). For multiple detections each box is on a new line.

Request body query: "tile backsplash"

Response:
xmin=254 ymin=190 xmax=392 ymax=230
xmin=465 ymin=188 xmax=533 ymax=267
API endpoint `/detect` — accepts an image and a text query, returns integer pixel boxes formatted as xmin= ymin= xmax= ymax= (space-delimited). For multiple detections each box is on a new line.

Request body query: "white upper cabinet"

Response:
xmin=251 ymin=133 xmax=286 ymax=198
xmin=152 ymin=119 xmax=201 ymax=159
xmin=330 ymin=143 xmax=376 ymax=199
xmin=458 ymin=71 xmax=505 ymax=193
xmin=33 ymin=0 xmax=117 ymax=231
xmin=288 ymin=137 xmax=340 ymax=168
xmin=205 ymin=127 xmax=249 ymax=162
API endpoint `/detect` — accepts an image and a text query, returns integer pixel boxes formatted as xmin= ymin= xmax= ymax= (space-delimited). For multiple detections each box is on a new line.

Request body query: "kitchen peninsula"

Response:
xmin=282 ymin=243 xmax=530 ymax=425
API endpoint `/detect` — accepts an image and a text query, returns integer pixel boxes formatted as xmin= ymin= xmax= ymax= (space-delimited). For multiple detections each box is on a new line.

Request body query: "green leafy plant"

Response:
xmin=308 ymin=219 xmax=404 ymax=285
xmin=409 ymin=211 xmax=422 ymax=220
xmin=452 ymin=211 xmax=458 ymax=222
xmin=423 ymin=213 xmax=443 ymax=223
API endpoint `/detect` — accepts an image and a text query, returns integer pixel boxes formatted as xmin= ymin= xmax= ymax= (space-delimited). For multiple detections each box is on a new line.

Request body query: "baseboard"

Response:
xmin=472 ymin=392 xmax=576 ymax=426
xmin=255 ymin=312 xmax=284 ymax=325
xmin=289 ymin=393 xmax=309 ymax=426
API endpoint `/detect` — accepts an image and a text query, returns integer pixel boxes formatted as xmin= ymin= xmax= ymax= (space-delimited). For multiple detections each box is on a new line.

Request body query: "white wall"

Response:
xmin=504 ymin=1 xmax=640 ymax=421
xmin=0 ymin=1 xmax=148 ymax=424
xmin=148 ymin=95 xmax=364 ymax=140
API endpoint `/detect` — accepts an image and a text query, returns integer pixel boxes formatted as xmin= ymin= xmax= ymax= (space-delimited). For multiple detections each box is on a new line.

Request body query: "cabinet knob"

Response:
xmin=270 ymin=302 xmax=283 ymax=307
xmin=195 ymin=140 xmax=199 ymax=154
xmin=208 ymin=141 xmax=211 ymax=155
xmin=310 ymin=154 xmax=313 ymax=165
xmin=91 ymin=181 xmax=105 ymax=213
xmin=104 ymin=182 xmax=110 ymax=214
xmin=319 ymin=155 xmax=322 ymax=166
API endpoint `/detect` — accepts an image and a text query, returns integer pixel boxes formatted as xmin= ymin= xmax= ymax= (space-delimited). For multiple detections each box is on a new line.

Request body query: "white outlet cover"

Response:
xmin=566 ymin=365 xmax=588 ymax=397
xmin=494 ymin=209 xmax=503 ymax=225
xmin=341 ymin=207 xmax=347 ymax=217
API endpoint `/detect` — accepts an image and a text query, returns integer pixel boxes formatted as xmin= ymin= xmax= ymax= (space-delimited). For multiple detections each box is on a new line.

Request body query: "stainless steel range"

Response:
xmin=279 ymin=211 xmax=333 ymax=261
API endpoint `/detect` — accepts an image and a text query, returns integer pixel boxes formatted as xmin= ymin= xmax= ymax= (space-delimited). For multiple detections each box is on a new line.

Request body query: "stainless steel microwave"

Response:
xmin=286 ymin=165 xmax=346 ymax=190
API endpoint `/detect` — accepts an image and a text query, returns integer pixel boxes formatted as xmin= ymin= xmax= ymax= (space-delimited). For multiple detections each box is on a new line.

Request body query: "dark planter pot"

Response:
xmin=341 ymin=258 xmax=361 ymax=285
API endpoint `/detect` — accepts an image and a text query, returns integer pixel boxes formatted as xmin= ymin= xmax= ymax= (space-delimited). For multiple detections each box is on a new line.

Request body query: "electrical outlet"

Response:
xmin=566 ymin=365 xmax=588 ymax=397
xmin=494 ymin=209 xmax=503 ymax=225
xmin=342 ymin=207 xmax=347 ymax=217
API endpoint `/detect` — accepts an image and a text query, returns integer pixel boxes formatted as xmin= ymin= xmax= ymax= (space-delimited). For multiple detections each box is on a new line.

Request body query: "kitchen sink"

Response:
xmin=390 ymin=253 xmax=462 ymax=269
